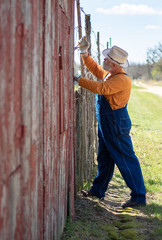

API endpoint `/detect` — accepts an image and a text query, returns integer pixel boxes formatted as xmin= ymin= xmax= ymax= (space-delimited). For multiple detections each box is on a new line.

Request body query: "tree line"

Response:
xmin=127 ymin=43 xmax=162 ymax=81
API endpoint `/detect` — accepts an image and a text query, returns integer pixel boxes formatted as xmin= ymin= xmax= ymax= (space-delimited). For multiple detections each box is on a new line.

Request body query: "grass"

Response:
xmin=127 ymin=87 xmax=162 ymax=196
xmin=62 ymin=212 xmax=105 ymax=240
xmin=62 ymin=86 xmax=162 ymax=240
xmin=113 ymin=87 xmax=162 ymax=239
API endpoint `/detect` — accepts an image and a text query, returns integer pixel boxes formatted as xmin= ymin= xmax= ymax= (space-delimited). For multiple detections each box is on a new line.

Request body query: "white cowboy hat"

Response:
xmin=102 ymin=45 xmax=129 ymax=68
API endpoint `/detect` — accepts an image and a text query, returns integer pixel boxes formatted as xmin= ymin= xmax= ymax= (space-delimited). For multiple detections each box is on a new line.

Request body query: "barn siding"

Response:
xmin=0 ymin=0 xmax=75 ymax=239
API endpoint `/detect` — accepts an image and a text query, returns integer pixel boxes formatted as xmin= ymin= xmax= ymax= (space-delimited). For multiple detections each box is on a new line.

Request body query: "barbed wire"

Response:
xmin=80 ymin=7 xmax=86 ymax=15
xmin=74 ymin=0 xmax=109 ymax=47
xmin=74 ymin=0 xmax=108 ymax=81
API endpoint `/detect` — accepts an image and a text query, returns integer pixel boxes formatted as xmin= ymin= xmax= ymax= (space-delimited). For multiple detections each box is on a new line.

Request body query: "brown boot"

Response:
xmin=121 ymin=199 xmax=146 ymax=208
xmin=81 ymin=190 xmax=95 ymax=197
xmin=81 ymin=190 xmax=104 ymax=200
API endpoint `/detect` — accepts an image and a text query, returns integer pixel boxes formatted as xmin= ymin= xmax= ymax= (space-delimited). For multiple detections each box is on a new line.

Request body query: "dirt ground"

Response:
xmin=62 ymin=179 xmax=162 ymax=240
xmin=133 ymin=80 xmax=162 ymax=97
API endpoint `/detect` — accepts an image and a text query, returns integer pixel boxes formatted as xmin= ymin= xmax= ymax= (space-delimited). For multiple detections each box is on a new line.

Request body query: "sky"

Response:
xmin=74 ymin=0 xmax=162 ymax=64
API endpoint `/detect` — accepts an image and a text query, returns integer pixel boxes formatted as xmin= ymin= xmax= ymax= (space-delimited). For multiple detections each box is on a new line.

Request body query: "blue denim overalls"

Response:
xmin=90 ymin=73 xmax=146 ymax=203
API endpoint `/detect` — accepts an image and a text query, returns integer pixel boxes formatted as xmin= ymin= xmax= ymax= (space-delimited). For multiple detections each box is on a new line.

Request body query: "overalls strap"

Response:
xmin=95 ymin=72 xmax=128 ymax=114
xmin=108 ymin=72 xmax=128 ymax=80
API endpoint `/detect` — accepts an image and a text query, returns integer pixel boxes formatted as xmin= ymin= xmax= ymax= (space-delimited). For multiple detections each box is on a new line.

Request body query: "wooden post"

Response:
xmin=85 ymin=14 xmax=91 ymax=180
xmin=107 ymin=41 xmax=109 ymax=49
xmin=85 ymin=13 xmax=97 ymax=181
xmin=76 ymin=0 xmax=82 ymax=39
xmin=76 ymin=0 xmax=84 ymax=189
xmin=109 ymin=37 xmax=112 ymax=48
xmin=76 ymin=0 xmax=84 ymax=76
xmin=85 ymin=14 xmax=91 ymax=55
xmin=97 ymin=32 xmax=101 ymax=64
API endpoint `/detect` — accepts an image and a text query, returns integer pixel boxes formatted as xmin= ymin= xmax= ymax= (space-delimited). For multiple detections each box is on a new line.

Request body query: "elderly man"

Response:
xmin=75 ymin=37 xmax=146 ymax=208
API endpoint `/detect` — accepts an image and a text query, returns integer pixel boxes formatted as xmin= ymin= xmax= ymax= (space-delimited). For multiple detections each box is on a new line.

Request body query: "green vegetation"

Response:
xmin=62 ymin=86 xmax=162 ymax=240
xmin=127 ymin=87 xmax=162 ymax=196
xmin=146 ymin=43 xmax=162 ymax=80
xmin=63 ymin=218 xmax=103 ymax=239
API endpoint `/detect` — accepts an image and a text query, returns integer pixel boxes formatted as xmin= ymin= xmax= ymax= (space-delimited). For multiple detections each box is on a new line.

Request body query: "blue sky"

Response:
xmin=74 ymin=0 xmax=162 ymax=64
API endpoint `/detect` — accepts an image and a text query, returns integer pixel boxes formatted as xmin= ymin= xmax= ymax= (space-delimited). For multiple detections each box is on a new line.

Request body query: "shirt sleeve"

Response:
xmin=82 ymin=55 xmax=108 ymax=80
xmin=79 ymin=75 xmax=131 ymax=95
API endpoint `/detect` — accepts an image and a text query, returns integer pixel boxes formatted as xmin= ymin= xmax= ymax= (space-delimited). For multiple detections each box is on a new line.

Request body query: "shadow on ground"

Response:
xmin=62 ymin=182 xmax=162 ymax=240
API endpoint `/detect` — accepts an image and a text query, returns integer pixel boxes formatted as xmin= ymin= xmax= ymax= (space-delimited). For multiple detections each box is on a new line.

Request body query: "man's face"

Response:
xmin=103 ymin=58 xmax=113 ymax=71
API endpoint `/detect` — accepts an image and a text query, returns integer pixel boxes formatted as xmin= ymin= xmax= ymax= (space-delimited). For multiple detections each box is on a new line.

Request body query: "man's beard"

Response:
xmin=103 ymin=61 xmax=112 ymax=71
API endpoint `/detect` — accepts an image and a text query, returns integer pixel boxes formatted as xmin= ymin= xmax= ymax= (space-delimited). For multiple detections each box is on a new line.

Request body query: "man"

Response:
xmin=75 ymin=37 xmax=146 ymax=208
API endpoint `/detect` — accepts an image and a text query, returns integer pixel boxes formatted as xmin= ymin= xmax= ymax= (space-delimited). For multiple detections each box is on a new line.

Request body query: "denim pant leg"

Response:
xmin=114 ymin=134 xmax=146 ymax=203
xmin=100 ymin=113 xmax=146 ymax=203
xmin=90 ymin=128 xmax=115 ymax=198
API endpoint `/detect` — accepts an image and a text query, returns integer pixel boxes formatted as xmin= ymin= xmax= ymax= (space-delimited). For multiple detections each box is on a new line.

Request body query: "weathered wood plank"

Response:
xmin=0 ymin=1 xmax=75 ymax=240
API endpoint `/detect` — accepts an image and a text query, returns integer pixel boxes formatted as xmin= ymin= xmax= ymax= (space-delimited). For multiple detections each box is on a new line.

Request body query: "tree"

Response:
xmin=152 ymin=59 xmax=162 ymax=80
xmin=126 ymin=63 xmax=151 ymax=80
xmin=146 ymin=43 xmax=162 ymax=80
xmin=147 ymin=43 xmax=162 ymax=64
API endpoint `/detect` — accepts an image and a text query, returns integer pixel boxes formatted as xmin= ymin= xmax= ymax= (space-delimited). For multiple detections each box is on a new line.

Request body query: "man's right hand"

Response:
xmin=78 ymin=36 xmax=90 ymax=54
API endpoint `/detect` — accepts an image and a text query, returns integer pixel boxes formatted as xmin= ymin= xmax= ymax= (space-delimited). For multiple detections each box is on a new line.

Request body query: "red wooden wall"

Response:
xmin=0 ymin=0 xmax=75 ymax=239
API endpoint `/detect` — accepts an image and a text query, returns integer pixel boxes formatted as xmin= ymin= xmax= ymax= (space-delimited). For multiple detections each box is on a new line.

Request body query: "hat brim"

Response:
xmin=102 ymin=49 xmax=129 ymax=68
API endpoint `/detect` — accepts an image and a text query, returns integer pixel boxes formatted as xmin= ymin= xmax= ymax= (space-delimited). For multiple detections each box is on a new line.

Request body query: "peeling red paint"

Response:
xmin=0 ymin=0 xmax=75 ymax=239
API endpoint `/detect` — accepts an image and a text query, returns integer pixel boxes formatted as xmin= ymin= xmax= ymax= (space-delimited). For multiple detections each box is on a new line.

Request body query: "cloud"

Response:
xmin=96 ymin=4 xmax=162 ymax=15
xmin=145 ymin=25 xmax=161 ymax=29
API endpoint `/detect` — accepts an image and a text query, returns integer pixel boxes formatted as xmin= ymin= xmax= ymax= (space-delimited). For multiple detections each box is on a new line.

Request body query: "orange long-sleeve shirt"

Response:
xmin=79 ymin=55 xmax=132 ymax=110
